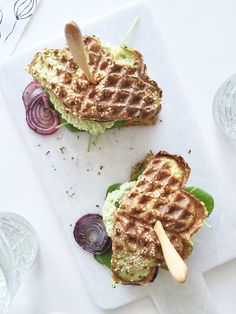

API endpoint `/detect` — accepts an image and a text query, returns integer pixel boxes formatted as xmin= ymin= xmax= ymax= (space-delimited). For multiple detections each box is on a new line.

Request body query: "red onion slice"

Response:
xmin=74 ymin=214 xmax=111 ymax=254
xmin=26 ymin=93 xmax=60 ymax=135
xmin=22 ymin=81 xmax=43 ymax=108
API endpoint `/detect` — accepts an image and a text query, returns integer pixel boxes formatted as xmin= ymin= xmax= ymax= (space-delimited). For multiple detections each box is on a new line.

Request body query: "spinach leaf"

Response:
xmin=114 ymin=201 xmax=120 ymax=208
xmin=94 ymin=249 xmax=112 ymax=269
xmin=161 ymin=265 xmax=169 ymax=271
xmin=132 ymin=165 xmax=145 ymax=181
xmin=60 ymin=117 xmax=83 ymax=132
xmin=64 ymin=123 xmax=82 ymax=132
xmin=105 ymin=183 xmax=122 ymax=198
xmin=61 ymin=117 xmax=126 ymax=132
xmin=110 ymin=120 xmax=127 ymax=129
xmin=184 ymin=186 xmax=214 ymax=215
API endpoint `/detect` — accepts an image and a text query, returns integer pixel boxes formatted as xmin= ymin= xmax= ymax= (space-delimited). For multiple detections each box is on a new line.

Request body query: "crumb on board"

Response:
xmin=60 ymin=146 xmax=65 ymax=154
xmin=188 ymin=149 xmax=192 ymax=154
xmin=66 ymin=190 xmax=75 ymax=197
xmin=45 ymin=151 xmax=50 ymax=155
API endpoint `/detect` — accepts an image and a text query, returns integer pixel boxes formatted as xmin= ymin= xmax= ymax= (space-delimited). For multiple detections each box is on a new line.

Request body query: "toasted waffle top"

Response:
xmin=112 ymin=151 xmax=207 ymax=285
xmin=27 ymin=36 xmax=162 ymax=123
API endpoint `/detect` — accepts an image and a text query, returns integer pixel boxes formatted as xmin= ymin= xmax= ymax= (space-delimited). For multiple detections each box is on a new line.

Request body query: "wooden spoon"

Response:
xmin=65 ymin=21 xmax=96 ymax=84
xmin=154 ymin=220 xmax=188 ymax=283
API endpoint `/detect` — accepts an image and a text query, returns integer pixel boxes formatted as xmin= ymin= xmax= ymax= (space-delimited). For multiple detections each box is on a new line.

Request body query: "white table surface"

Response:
xmin=0 ymin=0 xmax=235 ymax=313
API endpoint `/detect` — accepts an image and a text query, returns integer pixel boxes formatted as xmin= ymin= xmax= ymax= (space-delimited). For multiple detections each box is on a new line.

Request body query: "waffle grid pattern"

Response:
xmin=112 ymin=151 xmax=207 ymax=284
xmin=29 ymin=36 xmax=162 ymax=123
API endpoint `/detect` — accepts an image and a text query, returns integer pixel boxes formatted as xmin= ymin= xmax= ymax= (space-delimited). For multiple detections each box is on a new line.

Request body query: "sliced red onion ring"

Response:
xmin=22 ymin=81 xmax=44 ymax=108
xmin=74 ymin=214 xmax=111 ymax=254
xmin=26 ymin=93 xmax=60 ymax=135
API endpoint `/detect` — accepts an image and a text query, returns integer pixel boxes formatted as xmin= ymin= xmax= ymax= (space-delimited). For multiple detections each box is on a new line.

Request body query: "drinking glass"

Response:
xmin=213 ymin=73 xmax=236 ymax=139
xmin=0 ymin=212 xmax=38 ymax=314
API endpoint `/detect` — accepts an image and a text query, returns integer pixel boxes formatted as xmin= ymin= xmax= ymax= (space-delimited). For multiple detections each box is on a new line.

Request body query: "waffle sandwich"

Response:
xmin=102 ymin=151 xmax=209 ymax=285
xmin=27 ymin=36 xmax=162 ymax=135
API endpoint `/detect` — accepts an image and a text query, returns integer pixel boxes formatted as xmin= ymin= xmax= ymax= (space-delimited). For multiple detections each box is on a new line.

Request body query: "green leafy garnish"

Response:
xmin=132 ymin=165 xmax=145 ymax=181
xmin=161 ymin=265 xmax=169 ymax=271
xmin=105 ymin=183 xmax=122 ymax=198
xmin=60 ymin=118 xmax=83 ymax=132
xmin=120 ymin=17 xmax=140 ymax=46
xmin=61 ymin=117 xmax=126 ymax=132
xmin=94 ymin=249 xmax=112 ymax=269
xmin=110 ymin=120 xmax=127 ymax=129
xmin=114 ymin=201 xmax=120 ymax=208
xmin=184 ymin=186 xmax=214 ymax=216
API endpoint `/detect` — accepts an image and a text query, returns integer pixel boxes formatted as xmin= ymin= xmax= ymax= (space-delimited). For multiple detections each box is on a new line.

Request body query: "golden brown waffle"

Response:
xmin=112 ymin=151 xmax=207 ymax=285
xmin=28 ymin=36 xmax=162 ymax=124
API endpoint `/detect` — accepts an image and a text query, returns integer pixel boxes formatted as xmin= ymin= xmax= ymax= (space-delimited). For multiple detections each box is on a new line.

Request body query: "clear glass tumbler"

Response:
xmin=213 ymin=73 xmax=236 ymax=139
xmin=0 ymin=212 xmax=38 ymax=314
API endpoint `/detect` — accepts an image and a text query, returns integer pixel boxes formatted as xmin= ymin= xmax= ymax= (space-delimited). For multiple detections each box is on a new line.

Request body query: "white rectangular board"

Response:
xmin=0 ymin=2 xmax=235 ymax=312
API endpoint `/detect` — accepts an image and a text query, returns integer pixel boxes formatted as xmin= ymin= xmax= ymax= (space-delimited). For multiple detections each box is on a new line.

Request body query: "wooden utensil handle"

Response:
xmin=154 ymin=220 xmax=188 ymax=283
xmin=65 ymin=21 xmax=96 ymax=84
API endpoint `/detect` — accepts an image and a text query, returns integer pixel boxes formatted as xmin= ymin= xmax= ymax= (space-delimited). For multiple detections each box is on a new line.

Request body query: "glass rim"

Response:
xmin=0 ymin=212 xmax=38 ymax=243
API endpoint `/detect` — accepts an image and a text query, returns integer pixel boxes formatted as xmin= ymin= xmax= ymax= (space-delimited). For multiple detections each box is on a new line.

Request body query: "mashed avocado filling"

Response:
xmin=102 ymin=182 xmax=135 ymax=237
xmin=102 ymin=44 xmax=137 ymax=67
xmin=48 ymin=92 xmax=115 ymax=136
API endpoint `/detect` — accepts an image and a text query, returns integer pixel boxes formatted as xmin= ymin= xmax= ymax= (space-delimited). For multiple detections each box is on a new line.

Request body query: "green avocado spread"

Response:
xmin=48 ymin=92 xmax=115 ymax=136
xmin=103 ymin=44 xmax=137 ymax=67
xmin=102 ymin=181 xmax=135 ymax=237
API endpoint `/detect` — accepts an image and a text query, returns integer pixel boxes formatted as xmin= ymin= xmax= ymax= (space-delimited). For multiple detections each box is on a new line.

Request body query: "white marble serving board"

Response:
xmin=0 ymin=2 xmax=235 ymax=312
